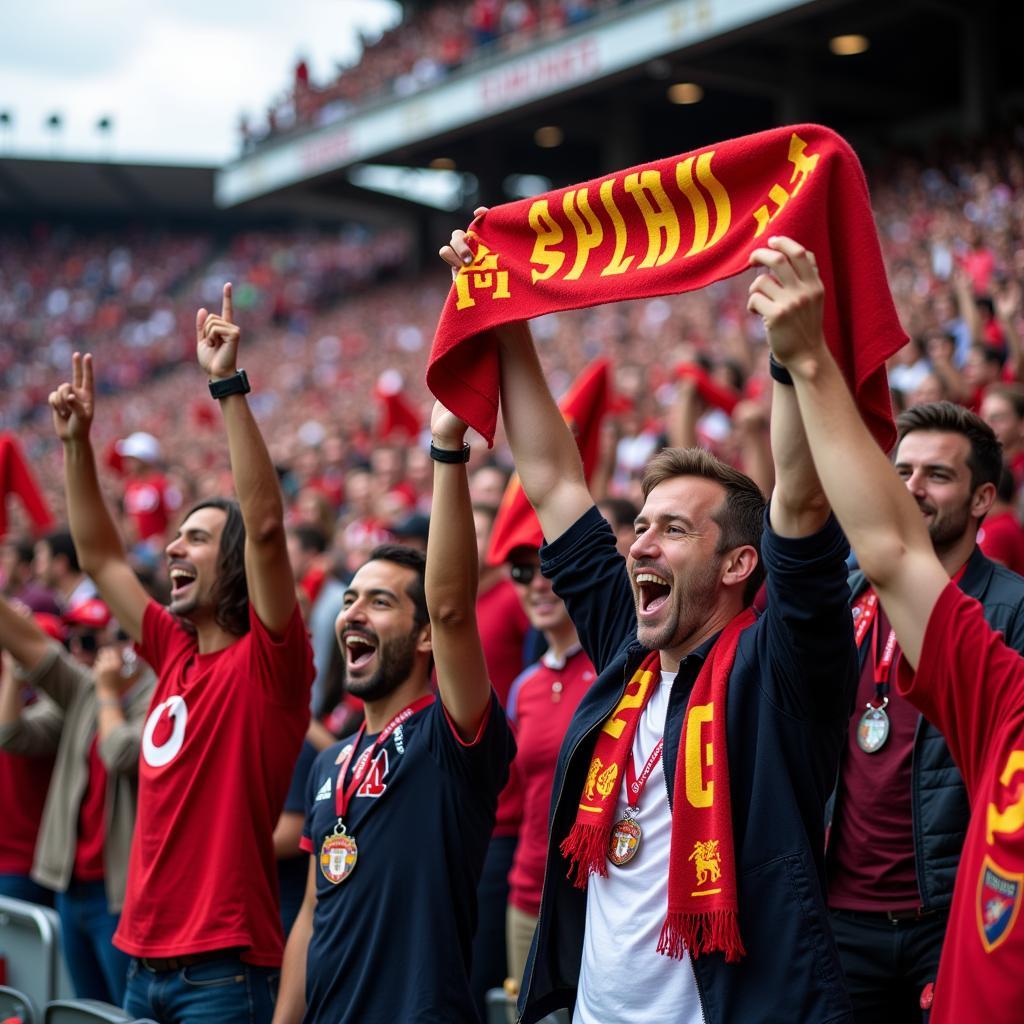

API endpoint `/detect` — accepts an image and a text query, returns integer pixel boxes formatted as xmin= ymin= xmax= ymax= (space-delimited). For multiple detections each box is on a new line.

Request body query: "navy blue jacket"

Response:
xmin=830 ymin=546 xmax=1024 ymax=909
xmin=519 ymin=507 xmax=858 ymax=1024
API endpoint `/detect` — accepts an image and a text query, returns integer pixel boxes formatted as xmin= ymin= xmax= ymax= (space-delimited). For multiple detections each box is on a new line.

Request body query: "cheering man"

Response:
xmin=49 ymin=285 xmax=313 ymax=1024
xmin=273 ymin=401 xmax=513 ymax=1024
xmin=758 ymin=235 xmax=1024 ymax=1024
xmin=439 ymin=230 xmax=859 ymax=1024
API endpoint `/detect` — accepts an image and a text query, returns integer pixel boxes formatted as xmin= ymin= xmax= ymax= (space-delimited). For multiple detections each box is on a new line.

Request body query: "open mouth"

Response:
xmin=169 ymin=565 xmax=197 ymax=597
xmin=343 ymin=632 xmax=378 ymax=670
xmin=635 ymin=570 xmax=671 ymax=616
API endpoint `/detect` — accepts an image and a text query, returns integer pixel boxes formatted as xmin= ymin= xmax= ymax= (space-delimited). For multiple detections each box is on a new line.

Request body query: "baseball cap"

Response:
xmin=34 ymin=612 xmax=68 ymax=643
xmin=63 ymin=598 xmax=113 ymax=630
xmin=115 ymin=431 xmax=161 ymax=463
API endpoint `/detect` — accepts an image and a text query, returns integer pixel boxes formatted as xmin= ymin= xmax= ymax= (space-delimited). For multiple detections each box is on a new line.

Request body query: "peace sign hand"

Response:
xmin=196 ymin=282 xmax=241 ymax=380
xmin=48 ymin=352 xmax=95 ymax=443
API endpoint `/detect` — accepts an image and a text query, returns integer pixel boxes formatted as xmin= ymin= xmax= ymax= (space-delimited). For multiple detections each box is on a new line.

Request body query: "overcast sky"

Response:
xmin=0 ymin=0 xmax=399 ymax=166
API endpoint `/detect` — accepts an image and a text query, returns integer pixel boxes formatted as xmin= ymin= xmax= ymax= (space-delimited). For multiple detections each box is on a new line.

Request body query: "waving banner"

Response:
xmin=427 ymin=123 xmax=906 ymax=450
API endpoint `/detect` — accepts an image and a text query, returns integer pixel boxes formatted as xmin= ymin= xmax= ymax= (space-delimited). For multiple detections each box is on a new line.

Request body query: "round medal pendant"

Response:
xmin=320 ymin=828 xmax=358 ymax=884
xmin=608 ymin=816 xmax=642 ymax=867
xmin=857 ymin=701 xmax=890 ymax=754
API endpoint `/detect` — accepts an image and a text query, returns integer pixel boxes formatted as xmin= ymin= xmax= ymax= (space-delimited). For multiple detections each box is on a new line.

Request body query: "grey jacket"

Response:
xmin=0 ymin=643 xmax=155 ymax=912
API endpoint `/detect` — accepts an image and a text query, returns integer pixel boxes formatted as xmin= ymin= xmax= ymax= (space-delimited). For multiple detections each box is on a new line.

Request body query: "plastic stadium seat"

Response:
xmin=0 ymin=983 xmax=36 ymax=1023
xmin=43 ymin=1002 xmax=131 ymax=1024
xmin=0 ymin=898 xmax=74 ymax=1012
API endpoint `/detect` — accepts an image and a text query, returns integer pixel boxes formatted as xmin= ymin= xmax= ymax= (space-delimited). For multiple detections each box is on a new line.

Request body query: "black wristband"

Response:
xmin=768 ymin=355 xmax=794 ymax=386
xmin=209 ymin=369 xmax=251 ymax=400
xmin=430 ymin=442 xmax=471 ymax=464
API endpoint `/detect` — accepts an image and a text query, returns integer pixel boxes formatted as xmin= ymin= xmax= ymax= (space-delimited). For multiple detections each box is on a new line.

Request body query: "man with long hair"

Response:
xmin=49 ymin=284 xmax=313 ymax=1024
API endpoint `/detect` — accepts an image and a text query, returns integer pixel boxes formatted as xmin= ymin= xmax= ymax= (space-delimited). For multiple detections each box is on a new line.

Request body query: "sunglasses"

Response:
xmin=509 ymin=563 xmax=540 ymax=585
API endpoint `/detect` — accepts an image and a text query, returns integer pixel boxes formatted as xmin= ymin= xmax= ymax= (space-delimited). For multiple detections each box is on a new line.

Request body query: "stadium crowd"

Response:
xmin=244 ymin=0 xmax=635 ymax=149
xmin=1 ymin=128 xmax=1024 ymax=1024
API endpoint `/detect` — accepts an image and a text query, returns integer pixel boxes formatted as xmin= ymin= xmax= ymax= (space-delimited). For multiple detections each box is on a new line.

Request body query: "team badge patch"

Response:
xmin=977 ymin=855 xmax=1023 ymax=952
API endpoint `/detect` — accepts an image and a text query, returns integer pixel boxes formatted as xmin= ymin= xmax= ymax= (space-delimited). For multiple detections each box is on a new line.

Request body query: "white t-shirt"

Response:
xmin=573 ymin=672 xmax=705 ymax=1024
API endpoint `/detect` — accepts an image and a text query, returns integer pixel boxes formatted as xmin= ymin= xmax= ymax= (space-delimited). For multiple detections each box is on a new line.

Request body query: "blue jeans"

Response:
xmin=124 ymin=957 xmax=279 ymax=1024
xmin=55 ymin=878 xmax=131 ymax=1004
xmin=0 ymin=873 xmax=54 ymax=907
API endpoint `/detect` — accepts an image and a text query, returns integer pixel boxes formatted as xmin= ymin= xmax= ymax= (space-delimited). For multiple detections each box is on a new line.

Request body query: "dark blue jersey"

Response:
xmin=301 ymin=692 xmax=514 ymax=1024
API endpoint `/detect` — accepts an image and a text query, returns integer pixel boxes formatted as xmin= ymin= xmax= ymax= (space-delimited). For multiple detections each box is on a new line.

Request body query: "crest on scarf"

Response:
xmin=454 ymin=240 xmax=511 ymax=310
xmin=585 ymin=757 xmax=618 ymax=802
xmin=977 ymin=855 xmax=1023 ymax=952
xmin=689 ymin=839 xmax=722 ymax=890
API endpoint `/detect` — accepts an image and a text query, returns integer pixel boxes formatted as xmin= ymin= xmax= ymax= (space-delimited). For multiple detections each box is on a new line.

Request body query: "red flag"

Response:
xmin=675 ymin=363 xmax=740 ymax=415
xmin=0 ymin=434 xmax=54 ymax=537
xmin=375 ymin=370 xmax=422 ymax=441
xmin=427 ymin=124 xmax=904 ymax=450
xmin=487 ymin=358 xmax=611 ymax=565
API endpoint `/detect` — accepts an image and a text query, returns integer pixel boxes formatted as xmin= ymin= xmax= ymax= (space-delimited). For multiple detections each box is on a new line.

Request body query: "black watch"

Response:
xmin=209 ymin=369 xmax=251 ymax=400
xmin=429 ymin=442 xmax=471 ymax=463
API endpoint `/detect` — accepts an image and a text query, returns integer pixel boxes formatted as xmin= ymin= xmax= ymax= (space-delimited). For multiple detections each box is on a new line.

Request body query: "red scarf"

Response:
xmin=562 ymin=608 xmax=756 ymax=963
xmin=427 ymin=123 xmax=904 ymax=451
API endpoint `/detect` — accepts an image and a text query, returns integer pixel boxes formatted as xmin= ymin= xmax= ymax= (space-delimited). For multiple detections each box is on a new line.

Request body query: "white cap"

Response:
xmin=116 ymin=431 xmax=161 ymax=463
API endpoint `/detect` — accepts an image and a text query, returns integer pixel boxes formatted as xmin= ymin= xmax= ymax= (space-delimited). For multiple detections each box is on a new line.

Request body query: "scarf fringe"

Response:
xmin=559 ymin=822 xmax=608 ymax=889
xmin=657 ymin=911 xmax=746 ymax=964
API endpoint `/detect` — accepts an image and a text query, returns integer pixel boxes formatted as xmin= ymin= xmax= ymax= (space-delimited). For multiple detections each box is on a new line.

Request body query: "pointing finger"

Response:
xmin=82 ymin=353 xmax=94 ymax=397
xmin=222 ymin=282 xmax=233 ymax=324
xmin=72 ymin=352 xmax=82 ymax=390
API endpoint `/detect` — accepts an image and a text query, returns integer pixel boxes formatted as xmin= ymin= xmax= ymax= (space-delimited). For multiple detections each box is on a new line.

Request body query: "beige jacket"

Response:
xmin=0 ymin=643 xmax=155 ymax=912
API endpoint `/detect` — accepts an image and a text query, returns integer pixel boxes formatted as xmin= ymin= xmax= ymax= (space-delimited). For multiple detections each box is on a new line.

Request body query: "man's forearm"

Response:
xmin=768 ymin=378 xmax=829 ymax=537
xmin=497 ymin=323 xmax=590 ymax=539
xmin=272 ymin=905 xmax=312 ymax=1024
xmin=217 ymin=393 xmax=284 ymax=541
xmin=63 ymin=438 xmax=127 ymax=572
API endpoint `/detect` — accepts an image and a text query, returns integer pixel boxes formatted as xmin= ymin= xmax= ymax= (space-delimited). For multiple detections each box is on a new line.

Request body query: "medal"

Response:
xmin=608 ymin=813 xmax=642 ymax=866
xmin=320 ymin=820 xmax=358 ymax=884
xmin=857 ymin=698 xmax=890 ymax=753
xmin=607 ymin=738 xmax=663 ymax=868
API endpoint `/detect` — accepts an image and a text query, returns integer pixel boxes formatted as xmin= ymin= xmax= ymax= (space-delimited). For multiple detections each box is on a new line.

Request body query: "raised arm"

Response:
xmin=747 ymin=238 xmax=830 ymax=538
xmin=49 ymin=353 xmax=149 ymax=641
xmin=425 ymin=402 xmax=492 ymax=741
xmin=198 ymin=284 xmax=296 ymax=635
xmin=0 ymin=595 xmax=54 ymax=672
xmin=440 ymin=220 xmax=592 ymax=542
xmin=756 ymin=238 xmax=948 ymax=669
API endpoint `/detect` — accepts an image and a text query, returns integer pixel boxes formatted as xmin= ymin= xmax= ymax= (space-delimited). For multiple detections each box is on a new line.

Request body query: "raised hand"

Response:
xmin=196 ymin=282 xmax=240 ymax=380
xmin=430 ymin=399 xmax=470 ymax=449
xmin=48 ymin=351 xmax=95 ymax=443
xmin=438 ymin=206 xmax=489 ymax=280
xmin=747 ymin=236 xmax=825 ymax=369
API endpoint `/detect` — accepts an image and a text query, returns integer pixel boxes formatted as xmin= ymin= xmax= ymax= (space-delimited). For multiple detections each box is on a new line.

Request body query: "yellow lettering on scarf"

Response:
xmin=528 ymin=199 xmax=565 ymax=283
xmin=753 ymin=132 xmax=821 ymax=237
xmin=562 ymin=188 xmax=603 ymax=280
xmin=624 ymin=170 xmax=680 ymax=269
xmin=454 ymin=243 xmax=511 ymax=310
xmin=986 ymin=750 xmax=1024 ymax=844
xmin=602 ymin=669 xmax=655 ymax=739
xmin=599 ymin=178 xmax=634 ymax=276
xmin=685 ymin=702 xmax=714 ymax=808
xmin=676 ymin=151 xmax=732 ymax=256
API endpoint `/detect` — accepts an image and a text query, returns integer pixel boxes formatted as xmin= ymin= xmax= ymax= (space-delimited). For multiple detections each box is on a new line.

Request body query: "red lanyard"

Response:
xmin=625 ymin=738 xmax=664 ymax=810
xmin=334 ymin=694 xmax=434 ymax=819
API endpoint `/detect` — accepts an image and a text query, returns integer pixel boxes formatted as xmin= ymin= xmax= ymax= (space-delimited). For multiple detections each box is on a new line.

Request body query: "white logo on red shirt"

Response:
xmin=142 ymin=695 xmax=188 ymax=768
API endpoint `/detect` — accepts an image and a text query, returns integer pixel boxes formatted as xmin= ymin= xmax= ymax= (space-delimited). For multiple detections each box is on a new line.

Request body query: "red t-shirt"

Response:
xmin=114 ymin=601 xmax=313 ymax=966
xmin=73 ymin=736 xmax=107 ymax=882
xmin=0 ymin=710 xmax=54 ymax=874
xmin=506 ymin=647 xmax=595 ymax=916
xmin=896 ymin=583 xmax=1024 ymax=1024
xmin=477 ymin=577 xmax=530 ymax=837
xmin=124 ymin=474 xmax=179 ymax=541
xmin=828 ymin=605 xmax=920 ymax=910
xmin=978 ymin=512 xmax=1024 ymax=577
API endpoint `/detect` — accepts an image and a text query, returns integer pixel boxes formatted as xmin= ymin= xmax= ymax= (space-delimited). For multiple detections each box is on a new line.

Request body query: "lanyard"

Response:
xmin=334 ymin=694 xmax=434 ymax=819
xmin=625 ymin=738 xmax=664 ymax=812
